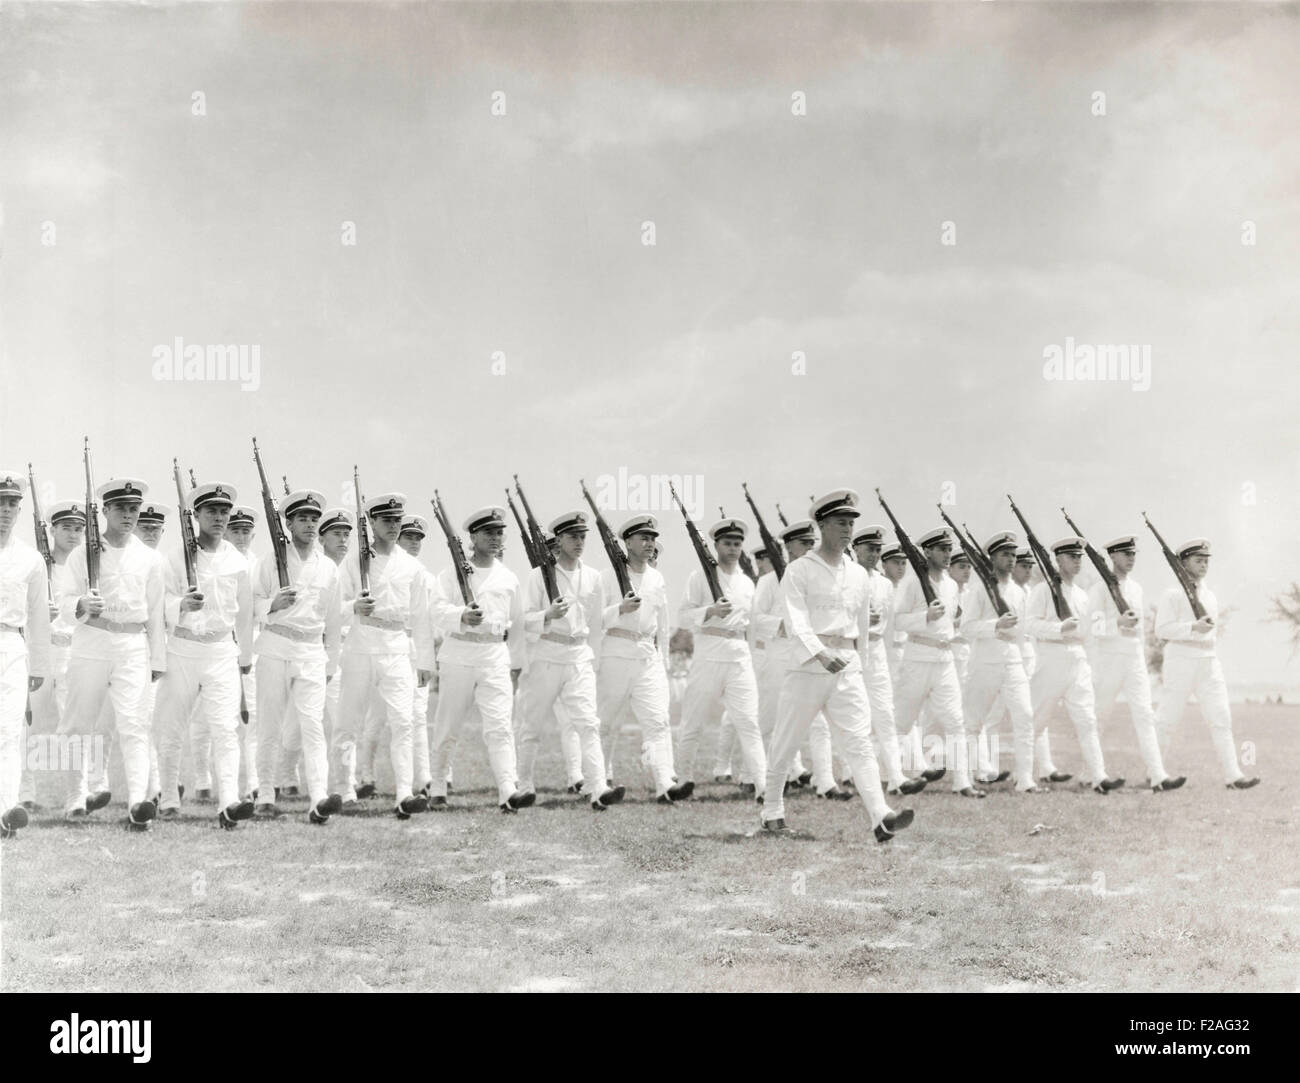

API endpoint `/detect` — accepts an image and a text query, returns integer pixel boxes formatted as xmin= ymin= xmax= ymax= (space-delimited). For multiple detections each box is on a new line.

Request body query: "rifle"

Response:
xmin=506 ymin=490 xmax=539 ymax=568
xmin=669 ymin=481 xmax=722 ymax=602
xmin=173 ymin=459 xmax=199 ymax=592
xmin=581 ymin=479 xmax=633 ymax=597
xmin=1007 ymin=495 xmax=1071 ymax=619
xmin=960 ymin=524 xmax=988 ymax=565
xmin=938 ymin=506 xmax=1008 ymax=616
xmin=1061 ymin=507 xmax=1134 ymax=617
xmin=430 ymin=492 xmax=474 ymax=604
xmin=1141 ymin=512 xmax=1208 ymax=621
xmin=720 ymin=506 xmax=758 ymax=583
xmin=188 ymin=468 xmax=197 ymax=489
xmin=252 ymin=438 xmax=290 ymax=589
xmin=742 ymin=483 xmax=787 ymax=580
xmin=282 ymin=475 xmax=290 ymax=497
xmin=775 ymin=503 xmax=789 ymax=528
xmin=874 ymin=490 xmax=936 ymax=605
xmin=353 ymin=466 xmax=372 ymax=597
xmin=27 ymin=464 xmax=53 ymax=601
xmin=513 ymin=476 xmax=558 ymax=603
xmin=83 ymin=438 xmax=101 ymax=591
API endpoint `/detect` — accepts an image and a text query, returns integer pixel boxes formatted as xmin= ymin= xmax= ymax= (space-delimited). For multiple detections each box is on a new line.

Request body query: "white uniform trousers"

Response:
xmin=333 ymin=652 xmax=416 ymax=803
xmin=756 ymin=652 xmax=813 ymax=784
xmin=1154 ymin=653 xmax=1244 ymax=783
xmin=762 ymin=666 xmax=891 ymax=830
xmin=0 ymin=645 xmax=29 ymax=814
xmin=156 ymin=650 xmax=242 ymax=810
xmin=237 ymin=666 xmax=259 ymax=798
xmin=551 ymin=702 xmax=586 ymax=786
xmin=598 ymin=696 xmax=636 ymax=781
xmin=677 ymin=657 xmax=767 ymax=786
xmin=965 ymin=659 xmax=1035 ymax=789
xmin=1092 ymin=646 xmax=1169 ymax=785
xmin=257 ymin=654 xmax=330 ymax=804
xmin=517 ymin=660 xmax=606 ymax=797
xmin=189 ymin=695 xmax=212 ymax=792
xmin=1029 ymin=644 xmax=1107 ymax=782
xmin=20 ymin=643 xmax=70 ymax=807
xmin=713 ymin=708 xmax=740 ymax=778
xmin=60 ymin=648 xmax=152 ymax=812
xmin=596 ymin=654 xmax=675 ymax=795
xmin=430 ymin=660 xmax=517 ymax=804
xmin=893 ymin=657 xmax=972 ymax=790
xmin=863 ymin=641 xmax=905 ymax=789
xmin=412 ymin=680 xmax=432 ymax=792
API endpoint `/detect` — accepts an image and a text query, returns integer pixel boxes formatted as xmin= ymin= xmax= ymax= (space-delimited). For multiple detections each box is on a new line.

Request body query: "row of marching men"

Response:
xmin=0 ymin=470 xmax=1259 ymax=843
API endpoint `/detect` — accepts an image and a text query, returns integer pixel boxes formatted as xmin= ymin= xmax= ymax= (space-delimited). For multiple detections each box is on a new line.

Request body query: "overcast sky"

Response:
xmin=2 ymin=2 xmax=1298 ymax=687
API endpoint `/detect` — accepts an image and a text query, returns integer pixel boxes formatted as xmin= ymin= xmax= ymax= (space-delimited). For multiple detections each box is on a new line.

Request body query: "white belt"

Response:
xmin=51 ymin=632 xmax=73 ymax=648
xmin=265 ymin=624 xmax=322 ymax=644
xmin=172 ymin=626 xmax=230 ymax=645
xmin=701 ymin=627 xmax=744 ymax=640
xmin=818 ymin=633 xmax=859 ymax=650
xmin=0 ymin=623 xmax=22 ymax=636
xmin=360 ymin=615 xmax=405 ymax=632
xmin=606 ymin=628 xmax=653 ymax=643
xmin=541 ymin=630 xmax=588 ymax=646
xmin=449 ymin=630 xmax=507 ymax=644
xmin=908 ymin=633 xmax=953 ymax=650
xmin=86 ymin=617 xmax=145 ymax=635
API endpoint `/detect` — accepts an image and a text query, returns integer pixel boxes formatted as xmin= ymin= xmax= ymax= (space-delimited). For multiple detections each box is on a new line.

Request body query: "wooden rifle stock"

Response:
xmin=670 ymin=482 xmax=722 ymax=602
xmin=581 ymin=479 xmax=633 ymax=597
xmin=431 ymin=493 xmax=474 ymax=604
xmin=938 ymin=506 xmax=1008 ymax=616
xmin=1141 ymin=512 xmax=1208 ymax=621
xmin=1007 ymin=495 xmax=1071 ymax=619
xmin=82 ymin=438 xmax=101 ymax=591
xmin=513 ymin=476 xmax=558 ymax=603
xmin=874 ymin=490 xmax=936 ymax=605
xmin=252 ymin=438 xmax=290 ymax=589
xmin=173 ymin=459 xmax=199 ymax=591
xmin=742 ymin=483 xmax=787 ymax=580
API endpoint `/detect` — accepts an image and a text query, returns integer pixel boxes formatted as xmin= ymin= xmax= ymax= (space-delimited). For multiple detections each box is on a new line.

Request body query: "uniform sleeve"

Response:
xmin=24 ymin=557 xmax=51 ymax=678
xmin=163 ymin=551 xmax=184 ymax=630
xmin=655 ymin=577 xmax=671 ymax=664
xmin=780 ymin=563 xmax=823 ymax=664
xmin=62 ymin=547 xmax=89 ymax=624
xmin=253 ymin=554 xmax=275 ymax=625
xmin=524 ymin=567 xmax=548 ymax=636
xmin=429 ymin=568 xmax=468 ymax=634
xmin=323 ymin=567 xmax=342 ymax=676
xmin=235 ymin=564 xmax=254 ymax=668
xmin=963 ymin=585 xmax=1001 ymax=641
xmin=750 ymin=575 xmax=783 ymax=641
xmin=1026 ymin=583 xmax=1063 ymax=641
xmin=893 ymin=575 xmax=929 ymax=634
xmin=410 ymin=568 xmax=436 ymax=671
xmin=146 ymin=553 xmax=168 ymax=672
xmin=678 ymin=570 xmax=708 ymax=631
xmin=506 ymin=575 xmax=526 ymax=670
xmin=1155 ymin=588 xmax=1194 ymax=641
xmin=601 ymin=570 xmax=624 ymax=628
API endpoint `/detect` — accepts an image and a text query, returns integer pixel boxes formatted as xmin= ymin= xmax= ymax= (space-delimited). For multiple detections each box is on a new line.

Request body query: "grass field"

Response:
xmin=2 ymin=703 xmax=1296 ymax=992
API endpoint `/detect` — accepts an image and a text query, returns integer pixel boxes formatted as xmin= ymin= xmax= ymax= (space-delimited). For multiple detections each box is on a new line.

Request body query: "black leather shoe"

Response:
xmin=566 ymin=782 xmax=585 ymax=795
xmin=428 ymin=795 xmax=449 ymax=809
xmin=196 ymin=788 xmax=212 ymax=802
xmin=506 ymin=791 xmax=536 ymax=811
xmin=797 ymin=771 xmax=813 ymax=787
xmin=839 ymin=778 xmax=857 ymax=791
xmin=2 ymin=806 xmax=30 ymax=834
xmin=958 ymin=787 xmax=987 ymax=799
xmin=1099 ymin=776 xmax=1125 ymax=791
xmin=592 ymin=785 xmax=626 ymax=811
xmin=667 ymin=781 xmax=694 ymax=801
xmin=738 ymin=782 xmax=756 ymax=798
xmin=921 ymin=768 xmax=946 ymax=782
xmin=874 ymin=807 xmax=915 ymax=843
xmin=899 ymin=777 xmax=928 ymax=795
xmin=394 ymin=795 xmax=429 ymax=819
xmin=316 ymin=794 xmax=343 ymax=818
xmin=283 ymin=786 xmax=300 ymax=797
xmin=976 ymin=770 xmax=1011 ymax=784
xmin=817 ymin=787 xmax=854 ymax=801
xmin=219 ymin=799 xmax=255 ymax=828
xmin=21 ymin=799 xmax=36 ymax=811
xmin=254 ymin=802 xmax=279 ymax=819
xmin=158 ymin=807 xmax=180 ymax=821
xmin=446 ymin=781 xmax=454 ymax=793
xmin=1046 ymin=771 xmax=1072 ymax=783
xmin=178 ymin=784 xmax=185 ymax=801
xmin=86 ymin=790 xmax=112 ymax=813
xmin=713 ymin=773 xmax=733 ymax=783
xmin=1154 ymin=776 xmax=1186 ymax=792
xmin=355 ymin=782 xmax=376 ymax=800
xmin=1227 ymin=777 xmax=1260 ymax=790
xmin=127 ymin=800 xmax=157 ymax=832
xmin=1090 ymin=783 xmax=1110 ymax=795
xmin=762 ymin=817 xmax=795 ymax=836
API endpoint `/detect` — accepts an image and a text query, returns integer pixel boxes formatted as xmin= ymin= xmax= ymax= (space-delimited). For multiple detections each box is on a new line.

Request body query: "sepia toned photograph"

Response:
xmin=1 ymin=0 xmax=1296 ymax=1022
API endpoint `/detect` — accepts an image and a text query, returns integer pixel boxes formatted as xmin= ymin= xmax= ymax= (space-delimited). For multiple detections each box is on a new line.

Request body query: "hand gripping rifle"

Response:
xmin=670 ymin=481 xmax=722 ymax=602
xmin=252 ymin=438 xmax=290 ymax=589
xmin=513 ymin=475 xmax=558 ymax=603
xmin=581 ymin=479 xmax=632 ymax=598
xmin=742 ymin=483 xmax=786 ymax=580
xmin=83 ymin=438 xmax=101 ymax=592
xmin=353 ymin=466 xmax=372 ymax=597
xmin=431 ymin=492 xmax=474 ymax=604
xmin=938 ymin=506 xmax=1008 ymax=616
xmin=875 ymin=490 xmax=936 ymax=605
xmin=1007 ymin=495 xmax=1071 ymax=619
xmin=1061 ymin=507 xmax=1134 ymax=618
xmin=1141 ymin=511 xmax=1208 ymax=621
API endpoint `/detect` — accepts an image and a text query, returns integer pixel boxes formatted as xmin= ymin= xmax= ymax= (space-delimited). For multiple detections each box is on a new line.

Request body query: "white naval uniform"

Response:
xmin=1 ymin=536 xmax=51 ymax=816
xmin=155 ymin=540 xmax=254 ymax=811
xmin=517 ymin=560 xmax=609 ymax=798
xmin=962 ymin=577 xmax=1035 ymax=789
xmin=409 ymin=563 xmax=435 ymax=794
xmin=751 ymin=570 xmax=820 ymax=787
xmin=1026 ymin=579 xmax=1108 ymax=782
xmin=1153 ymin=583 xmax=1245 ymax=783
xmin=429 ymin=559 xmax=525 ymax=804
xmin=238 ymin=552 xmax=263 ymax=798
xmin=59 ymin=536 xmax=167 ymax=813
xmin=333 ymin=545 xmax=435 ymax=805
xmin=1087 ymin=577 xmax=1169 ymax=785
xmin=761 ymin=550 xmax=893 ymax=830
xmin=892 ymin=570 xmax=973 ymax=790
xmin=863 ymin=567 xmax=906 ymax=789
xmin=254 ymin=545 xmax=343 ymax=806
xmin=21 ymin=559 xmax=72 ymax=807
xmin=596 ymin=564 xmax=677 ymax=796
xmin=676 ymin=567 xmax=767 ymax=787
